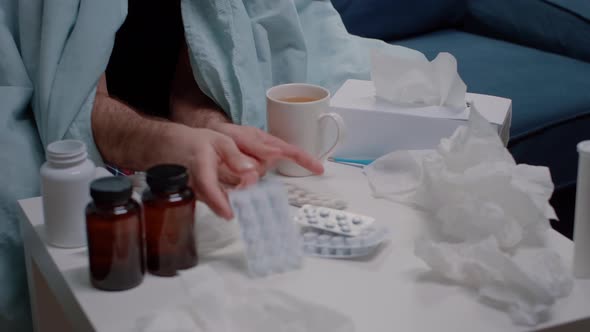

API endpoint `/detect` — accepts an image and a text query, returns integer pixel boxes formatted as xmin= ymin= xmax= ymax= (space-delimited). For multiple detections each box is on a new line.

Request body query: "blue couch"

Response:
xmin=332 ymin=0 xmax=590 ymax=238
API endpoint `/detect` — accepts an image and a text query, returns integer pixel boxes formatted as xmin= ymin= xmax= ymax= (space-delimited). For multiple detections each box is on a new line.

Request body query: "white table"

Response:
xmin=18 ymin=162 xmax=590 ymax=332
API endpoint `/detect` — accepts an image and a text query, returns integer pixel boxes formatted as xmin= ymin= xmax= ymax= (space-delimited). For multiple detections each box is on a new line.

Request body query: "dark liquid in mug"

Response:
xmin=279 ymin=96 xmax=321 ymax=103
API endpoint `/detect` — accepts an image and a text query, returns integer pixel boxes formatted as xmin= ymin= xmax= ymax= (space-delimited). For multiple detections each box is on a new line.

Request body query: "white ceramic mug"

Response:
xmin=267 ymin=83 xmax=346 ymax=177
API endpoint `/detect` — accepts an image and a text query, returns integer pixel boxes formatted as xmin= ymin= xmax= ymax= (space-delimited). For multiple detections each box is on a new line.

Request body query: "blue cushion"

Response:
xmin=544 ymin=0 xmax=590 ymax=21
xmin=464 ymin=0 xmax=590 ymax=62
xmin=331 ymin=0 xmax=468 ymax=40
xmin=395 ymin=30 xmax=590 ymax=188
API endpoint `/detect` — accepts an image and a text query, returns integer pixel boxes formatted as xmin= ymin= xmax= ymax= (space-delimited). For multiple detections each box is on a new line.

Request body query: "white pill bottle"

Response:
xmin=574 ymin=141 xmax=590 ymax=278
xmin=40 ymin=140 xmax=95 ymax=248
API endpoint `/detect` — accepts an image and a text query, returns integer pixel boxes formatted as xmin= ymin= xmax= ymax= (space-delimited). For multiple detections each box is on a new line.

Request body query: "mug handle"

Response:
xmin=317 ymin=113 xmax=346 ymax=162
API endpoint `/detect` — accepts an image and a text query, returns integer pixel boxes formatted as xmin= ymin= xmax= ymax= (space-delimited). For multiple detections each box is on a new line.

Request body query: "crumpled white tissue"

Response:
xmin=195 ymin=202 xmax=240 ymax=255
xmin=371 ymin=49 xmax=467 ymax=109
xmin=416 ymin=238 xmax=573 ymax=326
xmin=134 ymin=266 xmax=355 ymax=332
xmin=365 ymin=105 xmax=572 ymax=325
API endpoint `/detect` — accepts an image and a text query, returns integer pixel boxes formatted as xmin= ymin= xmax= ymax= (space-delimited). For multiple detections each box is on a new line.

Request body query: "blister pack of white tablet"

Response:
xmin=294 ymin=205 xmax=375 ymax=236
xmin=284 ymin=183 xmax=347 ymax=210
xmin=301 ymin=226 xmax=389 ymax=258
xmin=229 ymin=180 xmax=303 ymax=278
xmin=294 ymin=205 xmax=389 ymax=258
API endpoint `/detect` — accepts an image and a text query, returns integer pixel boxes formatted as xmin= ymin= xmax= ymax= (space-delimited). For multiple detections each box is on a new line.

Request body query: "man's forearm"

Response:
xmin=92 ymin=94 xmax=179 ymax=170
xmin=170 ymin=88 xmax=229 ymax=129
xmin=169 ymin=41 xmax=230 ymax=129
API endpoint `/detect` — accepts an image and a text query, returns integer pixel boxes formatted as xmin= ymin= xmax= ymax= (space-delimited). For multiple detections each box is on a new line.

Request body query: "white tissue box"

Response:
xmin=329 ymin=79 xmax=512 ymax=161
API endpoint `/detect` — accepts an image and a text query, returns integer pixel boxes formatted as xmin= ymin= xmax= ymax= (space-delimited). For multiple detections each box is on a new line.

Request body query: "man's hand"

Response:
xmin=92 ymin=74 xmax=258 ymax=220
xmin=167 ymin=125 xmax=259 ymax=219
xmin=209 ymin=122 xmax=324 ymax=179
xmin=169 ymin=40 xmax=323 ymax=181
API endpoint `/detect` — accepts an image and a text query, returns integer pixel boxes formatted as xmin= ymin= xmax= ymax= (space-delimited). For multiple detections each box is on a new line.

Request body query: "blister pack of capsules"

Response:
xmin=295 ymin=205 xmax=389 ymax=258
xmin=229 ymin=180 xmax=302 ymax=278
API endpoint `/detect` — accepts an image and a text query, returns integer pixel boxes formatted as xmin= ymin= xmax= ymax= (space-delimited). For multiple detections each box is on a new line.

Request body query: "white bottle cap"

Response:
xmin=46 ymin=139 xmax=88 ymax=166
xmin=578 ymin=141 xmax=590 ymax=156
xmin=573 ymin=140 xmax=590 ymax=278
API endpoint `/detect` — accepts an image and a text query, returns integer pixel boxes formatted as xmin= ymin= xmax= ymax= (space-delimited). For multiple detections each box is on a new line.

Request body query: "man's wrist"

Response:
xmin=170 ymin=100 xmax=231 ymax=129
xmin=205 ymin=113 xmax=231 ymax=131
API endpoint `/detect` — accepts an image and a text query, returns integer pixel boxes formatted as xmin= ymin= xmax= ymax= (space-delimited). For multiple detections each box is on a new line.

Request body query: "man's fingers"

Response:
xmin=239 ymin=141 xmax=282 ymax=162
xmin=214 ymin=137 xmax=258 ymax=174
xmin=265 ymin=135 xmax=324 ymax=175
xmin=221 ymin=126 xmax=282 ymax=161
xmin=243 ymin=154 xmax=267 ymax=178
xmin=219 ymin=163 xmax=262 ymax=188
xmin=236 ymin=170 xmax=259 ymax=189
xmin=191 ymin=157 xmax=234 ymax=220
xmin=218 ymin=164 xmax=242 ymax=186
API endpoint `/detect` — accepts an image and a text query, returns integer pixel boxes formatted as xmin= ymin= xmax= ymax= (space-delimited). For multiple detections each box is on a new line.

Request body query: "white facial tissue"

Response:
xmin=134 ymin=266 xmax=355 ymax=332
xmin=195 ymin=202 xmax=240 ymax=255
xmin=365 ymin=105 xmax=572 ymax=325
xmin=415 ymin=238 xmax=573 ymax=326
xmin=371 ymin=49 xmax=467 ymax=109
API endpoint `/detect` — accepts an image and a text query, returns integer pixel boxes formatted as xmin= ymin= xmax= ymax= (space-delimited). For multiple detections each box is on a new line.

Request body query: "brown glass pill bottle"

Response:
xmin=85 ymin=177 xmax=145 ymax=291
xmin=142 ymin=164 xmax=197 ymax=276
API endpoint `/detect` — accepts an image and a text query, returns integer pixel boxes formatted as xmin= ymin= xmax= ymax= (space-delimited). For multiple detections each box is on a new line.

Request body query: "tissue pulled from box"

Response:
xmin=365 ymin=105 xmax=572 ymax=325
xmin=371 ymin=49 xmax=467 ymax=109
xmin=133 ymin=266 xmax=355 ymax=332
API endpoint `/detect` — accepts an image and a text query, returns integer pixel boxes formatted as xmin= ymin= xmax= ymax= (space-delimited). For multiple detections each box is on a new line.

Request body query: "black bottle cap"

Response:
xmin=90 ymin=177 xmax=133 ymax=204
xmin=146 ymin=164 xmax=189 ymax=193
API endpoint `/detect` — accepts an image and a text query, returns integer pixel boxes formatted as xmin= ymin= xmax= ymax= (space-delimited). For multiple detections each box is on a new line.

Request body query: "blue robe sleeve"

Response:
xmin=0 ymin=0 xmax=126 ymax=326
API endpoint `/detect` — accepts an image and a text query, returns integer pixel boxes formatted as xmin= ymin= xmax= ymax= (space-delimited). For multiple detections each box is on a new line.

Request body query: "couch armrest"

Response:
xmin=463 ymin=0 xmax=590 ymax=63
xmin=331 ymin=0 xmax=467 ymax=41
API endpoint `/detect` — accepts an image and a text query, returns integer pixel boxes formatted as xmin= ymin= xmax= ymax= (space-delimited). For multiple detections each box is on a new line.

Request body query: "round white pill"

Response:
xmin=334 ymin=200 xmax=347 ymax=209
xmin=360 ymin=229 xmax=372 ymax=237
xmin=318 ymin=234 xmax=331 ymax=244
xmin=319 ymin=210 xmax=330 ymax=218
xmin=308 ymin=217 xmax=318 ymax=225
xmin=324 ymin=221 xmax=335 ymax=229
xmin=340 ymin=225 xmax=351 ymax=233
xmin=303 ymin=245 xmax=315 ymax=254
xmin=336 ymin=213 xmax=346 ymax=220
xmin=352 ymin=217 xmax=363 ymax=225
xmin=337 ymin=219 xmax=348 ymax=226
xmin=344 ymin=237 xmax=361 ymax=247
xmin=331 ymin=236 xmax=345 ymax=246
xmin=303 ymin=232 xmax=318 ymax=243
xmin=292 ymin=198 xmax=305 ymax=206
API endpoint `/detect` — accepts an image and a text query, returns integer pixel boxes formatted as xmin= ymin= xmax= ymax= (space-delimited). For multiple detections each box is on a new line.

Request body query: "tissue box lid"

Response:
xmin=330 ymin=79 xmax=507 ymax=126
